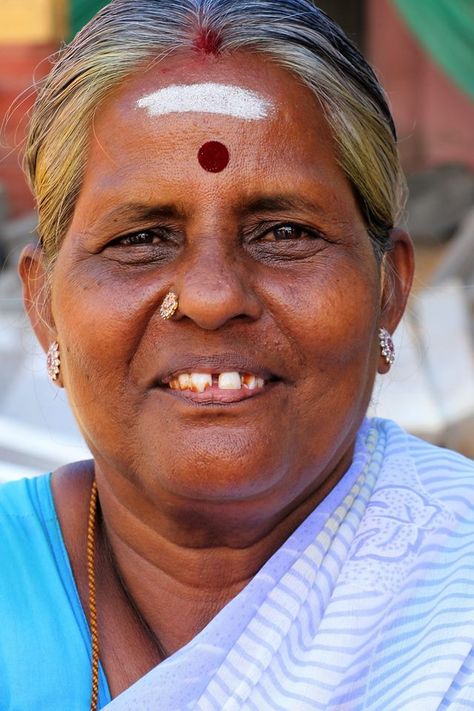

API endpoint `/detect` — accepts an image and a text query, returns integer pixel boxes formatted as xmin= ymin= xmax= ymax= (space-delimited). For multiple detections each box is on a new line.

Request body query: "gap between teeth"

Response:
xmin=168 ymin=372 xmax=265 ymax=393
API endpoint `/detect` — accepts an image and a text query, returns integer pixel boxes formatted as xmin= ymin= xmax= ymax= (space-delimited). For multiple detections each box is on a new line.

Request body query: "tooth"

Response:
xmin=169 ymin=378 xmax=179 ymax=390
xmin=178 ymin=373 xmax=191 ymax=390
xmin=242 ymin=374 xmax=257 ymax=390
xmin=256 ymin=377 xmax=265 ymax=388
xmin=190 ymin=373 xmax=212 ymax=393
xmin=218 ymin=371 xmax=242 ymax=390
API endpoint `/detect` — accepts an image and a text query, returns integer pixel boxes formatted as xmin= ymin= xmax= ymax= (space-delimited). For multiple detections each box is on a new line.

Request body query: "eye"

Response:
xmin=102 ymin=225 xmax=180 ymax=265
xmin=114 ymin=229 xmax=164 ymax=246
xmin=260 ymin=223 xmax=321 ymax=242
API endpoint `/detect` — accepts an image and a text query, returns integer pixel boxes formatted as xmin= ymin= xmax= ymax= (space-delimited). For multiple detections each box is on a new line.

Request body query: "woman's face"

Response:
xmin=31 ymin=53 xmax=411 ymax=516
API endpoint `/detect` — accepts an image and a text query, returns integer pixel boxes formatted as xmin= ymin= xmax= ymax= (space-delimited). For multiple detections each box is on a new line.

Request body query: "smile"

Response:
xmin=153 ymin=355 xmax=286 ymax=405
xmin=168 ymin=372 xmax=265 ymax=392
xmin=157 ymin=367 xmax=281 ymax=404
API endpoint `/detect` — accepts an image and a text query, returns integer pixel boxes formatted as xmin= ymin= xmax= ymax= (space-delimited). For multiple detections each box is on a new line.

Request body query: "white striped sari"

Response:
xmin=104 ymin=418 xmax=474 ymax=710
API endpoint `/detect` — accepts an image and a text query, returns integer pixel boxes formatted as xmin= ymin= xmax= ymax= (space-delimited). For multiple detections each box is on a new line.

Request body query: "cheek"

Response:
xmin=51 ymin=262 xmax=161 ymax=397
xmin=266 ymin=258 xmax=380 ymax=368
xmin=278 ymin=262 xmax=380 ymax=446
xmin=52 ymin=274 xmax=162 ymax=455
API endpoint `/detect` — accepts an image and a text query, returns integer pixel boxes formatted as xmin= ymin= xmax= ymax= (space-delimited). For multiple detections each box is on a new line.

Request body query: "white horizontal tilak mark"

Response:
xmin=136 ymin=82 xmax=272 ymax=120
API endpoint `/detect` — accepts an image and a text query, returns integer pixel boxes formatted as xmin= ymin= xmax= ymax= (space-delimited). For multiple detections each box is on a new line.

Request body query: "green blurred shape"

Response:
xmin=69 ymin=0 xmax=110 ymax=39
xmin=393 ymin=0 xmax=474 ymax=99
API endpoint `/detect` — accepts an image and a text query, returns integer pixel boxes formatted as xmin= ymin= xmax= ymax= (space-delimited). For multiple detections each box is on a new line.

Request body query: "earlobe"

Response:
xmin=377 ymin=228 xmax=414 ymax=374
xmin=18 ymin=243 xmax=56 ymax=354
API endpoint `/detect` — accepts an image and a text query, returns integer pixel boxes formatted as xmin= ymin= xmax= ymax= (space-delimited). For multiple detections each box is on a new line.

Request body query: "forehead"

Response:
xmin=109 ymin=51 xmax=315 ymax=117
xmin=80 ymin=52 xmax=355 ymax=217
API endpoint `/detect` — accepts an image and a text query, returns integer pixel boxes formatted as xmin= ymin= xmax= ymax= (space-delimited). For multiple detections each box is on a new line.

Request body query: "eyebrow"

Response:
xmin=237 ymin=194 xmax=328 ymax=218
xmin=87 ymin=193 xmax=329 ymax=232
xmin=88 ymin=202 xmax=184 ymax=231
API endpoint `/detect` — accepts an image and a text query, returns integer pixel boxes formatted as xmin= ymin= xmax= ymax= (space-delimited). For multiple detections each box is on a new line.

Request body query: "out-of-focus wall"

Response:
xmin=0 ymin=0 xmax=66 ymax=43
xmin=366 ymin=0 xmax=474 ymax=173
xmin=0 ymin=0 xmax=66 ymax=218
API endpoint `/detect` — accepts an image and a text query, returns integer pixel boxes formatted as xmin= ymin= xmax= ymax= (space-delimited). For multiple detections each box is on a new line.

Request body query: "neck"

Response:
xmin=51 ymin=446 xmax=354 ymax=690
xmin=95 ymin=445 xmax=353 ymax=596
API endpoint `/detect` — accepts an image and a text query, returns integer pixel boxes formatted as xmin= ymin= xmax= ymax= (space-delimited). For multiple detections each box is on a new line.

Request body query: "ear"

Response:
xmin=378 ymin=228 xmax=414 ymax=373
xmin=18 ymin=243 xmax=56 ymax=354
xmin=380 ymin=227 xmax=414 ymax=332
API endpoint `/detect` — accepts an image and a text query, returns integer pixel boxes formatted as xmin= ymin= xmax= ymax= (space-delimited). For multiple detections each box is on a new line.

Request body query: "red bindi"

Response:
xmin=197 ymin=141 xmax=230 ymax=173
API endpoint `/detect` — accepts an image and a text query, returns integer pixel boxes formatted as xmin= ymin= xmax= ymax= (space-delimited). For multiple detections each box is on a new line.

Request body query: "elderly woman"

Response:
xmin=1 ymin=0 xmax=473 ymax=709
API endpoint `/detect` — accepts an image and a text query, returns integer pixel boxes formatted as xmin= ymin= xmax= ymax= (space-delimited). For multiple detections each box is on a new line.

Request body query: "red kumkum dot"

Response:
xmin=197 ymin=141 xmax=230 ymax=173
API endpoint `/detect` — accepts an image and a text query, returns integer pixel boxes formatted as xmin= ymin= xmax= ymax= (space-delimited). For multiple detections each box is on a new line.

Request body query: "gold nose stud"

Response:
xmin=160 ymin=291 xmax=179 ymax=320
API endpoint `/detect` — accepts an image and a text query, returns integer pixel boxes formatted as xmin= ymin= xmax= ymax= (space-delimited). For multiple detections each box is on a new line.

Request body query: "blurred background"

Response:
xmin=0 ymin=0 xmax=473 ymax=480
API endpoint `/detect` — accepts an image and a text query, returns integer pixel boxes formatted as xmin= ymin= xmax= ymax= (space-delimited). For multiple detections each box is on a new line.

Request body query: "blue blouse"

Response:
xmin=0 ymin=474 xmax=111 ymax=709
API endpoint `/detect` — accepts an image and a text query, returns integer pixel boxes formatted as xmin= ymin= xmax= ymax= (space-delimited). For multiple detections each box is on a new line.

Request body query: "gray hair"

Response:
xmin=25 ymin=0 xmax=406 ymax=265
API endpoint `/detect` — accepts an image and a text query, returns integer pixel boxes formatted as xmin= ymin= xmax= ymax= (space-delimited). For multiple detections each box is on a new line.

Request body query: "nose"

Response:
xmin=174 ymin=246 xmax=262 ymax=330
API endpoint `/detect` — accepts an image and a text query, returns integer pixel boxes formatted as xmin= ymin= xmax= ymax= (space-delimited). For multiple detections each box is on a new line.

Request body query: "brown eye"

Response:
xmin=273 ymin=225 xmax=300 ymax=240
xmin=261 ymin=224 xmax=318 ymax=242
xmin=118 ymin=230 xmax=162 ymax=246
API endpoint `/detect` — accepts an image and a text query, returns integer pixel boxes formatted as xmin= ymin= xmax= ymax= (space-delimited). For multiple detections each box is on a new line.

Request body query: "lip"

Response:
xmin=162 ymin=379 xmax=281 ymax=405
xmin=151 ymin=353 xmax=283 ymax=387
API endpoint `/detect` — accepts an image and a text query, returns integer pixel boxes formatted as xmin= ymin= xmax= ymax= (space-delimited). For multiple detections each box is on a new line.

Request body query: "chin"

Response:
xmin=141 ymin=434 xmax=287 ymax=503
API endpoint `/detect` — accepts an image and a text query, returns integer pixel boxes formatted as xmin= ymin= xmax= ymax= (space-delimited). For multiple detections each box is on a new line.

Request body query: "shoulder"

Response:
xmin=0 ymin=474 xmax=51 ymax=521
xmin=0 ymin=474 xmax=58 ymax=591
xmin=0 ymin=472 xmax=101 ymax=708
xmin=0 ymin=473 xmax=55 ymax=540
xmin=0 ymin=468 xmax=89 ymax=636
xmin=371 ymin=417 xmax=474 ymax=474
xmin=371 ymin=417 xmax=474 ymax=518
xmin=0 ymin=462 xmax=94 ymax=599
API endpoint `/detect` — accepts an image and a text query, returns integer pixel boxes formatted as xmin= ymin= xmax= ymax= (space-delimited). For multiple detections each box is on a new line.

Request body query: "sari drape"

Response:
xmin=105 ymin=418 xmax=474 ymax=710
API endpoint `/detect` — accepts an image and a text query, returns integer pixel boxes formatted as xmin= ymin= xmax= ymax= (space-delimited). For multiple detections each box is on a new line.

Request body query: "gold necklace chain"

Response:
xmin=87 ymin=480 xmax=100 ymax=711
xmin=86 ymin=479 xmax=168 ymax=710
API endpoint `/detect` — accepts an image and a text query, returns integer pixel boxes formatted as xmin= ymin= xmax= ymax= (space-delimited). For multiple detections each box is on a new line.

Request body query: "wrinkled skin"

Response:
xmin=20 ymin=52 xmax=413 ymax=695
